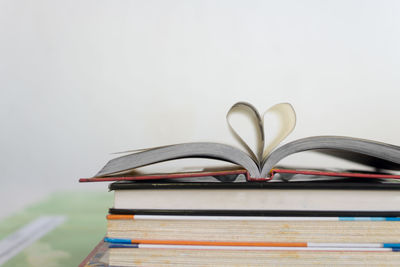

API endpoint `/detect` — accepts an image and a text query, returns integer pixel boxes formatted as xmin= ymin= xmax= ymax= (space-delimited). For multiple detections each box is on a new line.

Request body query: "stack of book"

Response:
xmin=79 ymin=102 xmax=400 ymax=266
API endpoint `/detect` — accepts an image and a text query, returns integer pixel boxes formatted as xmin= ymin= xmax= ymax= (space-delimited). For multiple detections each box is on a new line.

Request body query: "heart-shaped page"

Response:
xmin=227 ymin=102 xmax=296 ymax=165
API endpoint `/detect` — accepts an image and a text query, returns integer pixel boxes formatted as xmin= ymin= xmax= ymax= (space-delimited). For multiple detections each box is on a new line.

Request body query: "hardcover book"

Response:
xmin=108 ymin=180 xmax=400 ymax=212
xmin=86 ymin=102 xmax=400 ymax=182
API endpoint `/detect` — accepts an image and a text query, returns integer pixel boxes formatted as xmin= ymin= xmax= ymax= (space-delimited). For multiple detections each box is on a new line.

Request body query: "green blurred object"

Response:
xmin=0 ymin=191 xmax=112 ymax=267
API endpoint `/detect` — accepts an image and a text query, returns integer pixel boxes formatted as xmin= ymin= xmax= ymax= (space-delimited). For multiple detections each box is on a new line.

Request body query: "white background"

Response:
xmin=1 ymin=0 xmax=400 ymax=215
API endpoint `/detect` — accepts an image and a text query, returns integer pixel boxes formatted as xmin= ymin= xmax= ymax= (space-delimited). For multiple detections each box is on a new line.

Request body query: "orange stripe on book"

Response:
xmin=107 ymin=214 xmax=135 ymax=220
xmin=130 ymin=239 xmax=307 ymax=247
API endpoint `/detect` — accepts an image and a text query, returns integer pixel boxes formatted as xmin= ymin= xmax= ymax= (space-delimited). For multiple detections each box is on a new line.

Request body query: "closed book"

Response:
xmin=105 ymin=214 xmax=400 ymax=244
xmin=108 ymin=246 xmax=400 ymax=267
xmin=109 ymin=180 xmax=400 ymax=212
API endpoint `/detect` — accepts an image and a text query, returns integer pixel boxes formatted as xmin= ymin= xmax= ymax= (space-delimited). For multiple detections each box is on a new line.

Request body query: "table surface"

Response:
xmin=0 ymin=191 xmax=112 ymax=267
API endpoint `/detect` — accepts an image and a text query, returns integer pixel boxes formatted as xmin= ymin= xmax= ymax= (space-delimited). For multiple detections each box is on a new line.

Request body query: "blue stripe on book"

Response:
xmin=384 ymin=244 xmax=400 ymax=248
xmin=104 ymin=237 xmax=131 ymax=244
xmin=338 ymin=217 xmax=400 ymax=221
xmin=385 ymin=217 xmax=400 ymax=221
xmin=109 ymin=244 xmax=139 ymax=248
xmin=392 ymin=248 xmax=400 ymax=252
xmin=339 ymin=217 xmax=379 ymax=221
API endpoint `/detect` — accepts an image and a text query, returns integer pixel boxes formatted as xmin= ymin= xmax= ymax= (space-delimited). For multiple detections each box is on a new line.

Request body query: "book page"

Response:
xmin=262 ymin=103 xmax=296 ymax=159
xmin=226 ymin=102 xmax=264 ymax=162
xmin=227 ymin=102 xmax=296 ymax=164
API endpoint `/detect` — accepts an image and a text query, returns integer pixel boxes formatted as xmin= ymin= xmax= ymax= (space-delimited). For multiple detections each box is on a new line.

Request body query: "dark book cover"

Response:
xmin=109 ymin=180 xmax=400 ymax=191
xmin=108 ymin=208 xmax=400 ymax=217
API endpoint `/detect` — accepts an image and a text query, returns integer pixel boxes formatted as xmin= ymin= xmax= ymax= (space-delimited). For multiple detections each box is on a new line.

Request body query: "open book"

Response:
xmin=93 ymin=102 xmax=400 ymax=181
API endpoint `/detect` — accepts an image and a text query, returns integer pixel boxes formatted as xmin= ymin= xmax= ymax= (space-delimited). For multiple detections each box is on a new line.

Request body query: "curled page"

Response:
xmin=112 ymin=145 xmax=172 ymax=155
xmin=227 ymin=102 xmax=296 ymax=164
xmin=262 ymin=103 xmax=296 ymax=159
xmin=226 ymin=102 xmax=264 ymax=162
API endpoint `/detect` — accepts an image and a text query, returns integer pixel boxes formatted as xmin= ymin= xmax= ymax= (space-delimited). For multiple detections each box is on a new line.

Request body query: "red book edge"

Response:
xmin=79 ymin=169 xmax=249 ymax=183
xmin=79 ymin=168 xmax=400 ymax=183
xmin=268 ymin=169 xmax=400 ymax=181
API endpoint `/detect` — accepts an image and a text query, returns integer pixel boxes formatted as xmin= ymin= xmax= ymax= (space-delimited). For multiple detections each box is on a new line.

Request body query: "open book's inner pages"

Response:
xmin=260 ymin=136 xmax=400 ymax=177
xmin=95 ymin=143 xmax=261 ymax=177
xmin=95 ymin=102 xmax=400 ymax=179
xmin=96 ymin=137 xmax=400 ymax=178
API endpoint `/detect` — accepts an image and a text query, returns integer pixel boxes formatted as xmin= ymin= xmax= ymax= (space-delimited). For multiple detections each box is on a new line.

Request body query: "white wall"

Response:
xmin=1 ymin=0 xmax=400 ymax=202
